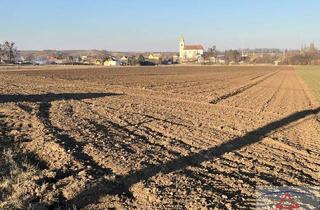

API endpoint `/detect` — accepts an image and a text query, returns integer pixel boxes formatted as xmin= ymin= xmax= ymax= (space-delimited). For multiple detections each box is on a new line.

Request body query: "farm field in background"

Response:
xmin=295 ymin=66 xmax=320 ymax=101
xmin=0 ymin=66 xmax=319 ymax=209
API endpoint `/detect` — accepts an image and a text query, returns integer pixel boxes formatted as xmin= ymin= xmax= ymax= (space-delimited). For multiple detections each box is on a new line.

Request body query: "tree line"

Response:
xmin=0 ymin=41 xmax=17 ymax=64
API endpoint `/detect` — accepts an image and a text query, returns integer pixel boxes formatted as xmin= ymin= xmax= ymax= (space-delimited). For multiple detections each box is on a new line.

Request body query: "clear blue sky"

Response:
xmin=0 ymin=0 xmax=319 ymax=51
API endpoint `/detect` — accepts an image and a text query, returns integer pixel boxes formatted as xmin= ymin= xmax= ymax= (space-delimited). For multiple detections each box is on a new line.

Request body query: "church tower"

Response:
xmin=179 ymin=35 xmax=185 ymax=59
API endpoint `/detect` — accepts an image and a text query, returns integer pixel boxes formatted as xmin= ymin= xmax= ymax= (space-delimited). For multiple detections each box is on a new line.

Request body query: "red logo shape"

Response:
xmin=275 ymin=193 xmax=300 ymax=209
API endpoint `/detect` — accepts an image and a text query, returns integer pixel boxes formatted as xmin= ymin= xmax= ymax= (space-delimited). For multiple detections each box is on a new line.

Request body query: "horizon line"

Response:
xmin=17 ymin=47 xmax=305 ymax=52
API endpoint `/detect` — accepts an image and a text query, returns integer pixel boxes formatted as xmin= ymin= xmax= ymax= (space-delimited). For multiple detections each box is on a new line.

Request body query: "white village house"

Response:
xmin=104 ymin=57 xmax=120 ymax=66
xmin=179 ymin=36 xmax=204 ymax=61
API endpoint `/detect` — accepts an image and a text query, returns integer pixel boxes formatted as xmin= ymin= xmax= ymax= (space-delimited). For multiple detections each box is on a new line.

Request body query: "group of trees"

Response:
xmin=251 ymin=54 xmax=279 ymax=64
xmin=137 ymin=54 xmax=156 ymax=66
xmin=282 ymin=52 xmax=319 ymax=65
xmin=224 ymin=50 xmax=241 ymax=63
xmin=0 ymin=41 xmax=17 ymax=64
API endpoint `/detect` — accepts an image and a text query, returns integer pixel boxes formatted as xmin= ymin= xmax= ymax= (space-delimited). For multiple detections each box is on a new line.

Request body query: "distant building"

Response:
xmin=209 ymin=56 xmax=216 ymax=63
xmin=33 ymin=57 xmax=49 ymax=65
xmin=120 ymin=56 xmax=128 ymax=62
xmin=148 ymin=53 xmax=161 ymax=61
xmin=55 ymin=59 xmax=65 ymax=64
xmin=172 ymin=55 xmax=179 ymax=63
xmin=216 ymin=55 xmax=226 ymax=64
xmin=274 ymin=60 xmax=281 ymax=66
xmin=104 ymin=57 xmax=120 ymax=66
xmin=48 ymin=57 xmax=67 ymax=64
xmin=80 ymin=55 xmax=90 ymax=64
xmin=119 ymin=56 xmax=129 ymax=65
xmin=179 ymin=36 xmax=204 ymax=61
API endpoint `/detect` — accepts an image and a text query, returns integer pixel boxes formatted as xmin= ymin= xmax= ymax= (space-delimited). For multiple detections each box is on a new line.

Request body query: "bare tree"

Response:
xmin=3 ymin=41 xmax=17 ymax=64
xmin=0 ymin=43 xmax=6 ymax=64
xmin=225 ymin=50 xmax=241 ymax=63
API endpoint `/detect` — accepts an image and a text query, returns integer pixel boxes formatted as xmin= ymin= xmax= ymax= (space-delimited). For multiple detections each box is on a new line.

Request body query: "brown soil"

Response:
xmin=0 ymin=66 xmax=319 ymax=209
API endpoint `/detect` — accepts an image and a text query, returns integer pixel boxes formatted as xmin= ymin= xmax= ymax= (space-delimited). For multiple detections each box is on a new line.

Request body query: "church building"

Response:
xmin=179 ymin=36 xmax=204 ymax=61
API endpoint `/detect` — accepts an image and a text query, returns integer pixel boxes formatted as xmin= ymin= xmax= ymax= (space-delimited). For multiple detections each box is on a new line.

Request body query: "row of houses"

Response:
xmin=94 ymin=54 xmax=171 ymax=66
xmin=28 ymin=54 xmax=225 ymax=66
xmin=16 ymin=36 xmax=312 ymax=66
xmin=22 ymin=53 xmax=178 ymax=66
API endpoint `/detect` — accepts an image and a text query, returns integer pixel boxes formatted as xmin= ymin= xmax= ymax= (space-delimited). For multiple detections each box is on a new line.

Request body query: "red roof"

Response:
xmin=184 ymin=45 xmax=204 ymax=50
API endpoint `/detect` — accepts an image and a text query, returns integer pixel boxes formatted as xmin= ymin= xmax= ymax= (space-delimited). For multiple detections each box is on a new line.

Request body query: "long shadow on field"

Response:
xmin=0 ymin=92 xmax=121 ymax=104
xmin=37 ymin=102 xmax=113 ymax=177
xmin=10 ymin=92 xmax=123 ymax=177
xmin=68 ymin=107 xmax=320 ymax=208
xmin=1 ymin=92 xmax=124 ymax=207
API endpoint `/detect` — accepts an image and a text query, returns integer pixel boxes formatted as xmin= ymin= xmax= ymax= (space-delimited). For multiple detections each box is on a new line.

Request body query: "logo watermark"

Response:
xmin=256 ymin=186 xmax=319 ymax=209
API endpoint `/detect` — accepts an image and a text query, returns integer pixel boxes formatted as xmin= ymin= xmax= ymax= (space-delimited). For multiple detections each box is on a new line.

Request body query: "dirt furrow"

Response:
xmin=209 ymin=71 xmax=278 ymax=104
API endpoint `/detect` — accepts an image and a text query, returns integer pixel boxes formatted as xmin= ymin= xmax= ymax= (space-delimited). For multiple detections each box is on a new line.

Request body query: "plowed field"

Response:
xmin=0 ymin=66 xmax=319 ymax=209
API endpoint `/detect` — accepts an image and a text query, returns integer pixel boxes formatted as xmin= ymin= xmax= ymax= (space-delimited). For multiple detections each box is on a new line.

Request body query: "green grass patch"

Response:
xmin=295 ymin=66 xmax=320 ymax=102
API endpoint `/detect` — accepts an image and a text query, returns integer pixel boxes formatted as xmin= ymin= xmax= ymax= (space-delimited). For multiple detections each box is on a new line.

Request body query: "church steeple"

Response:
xmin=179 ymin=35 xmax=185 ymax=58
